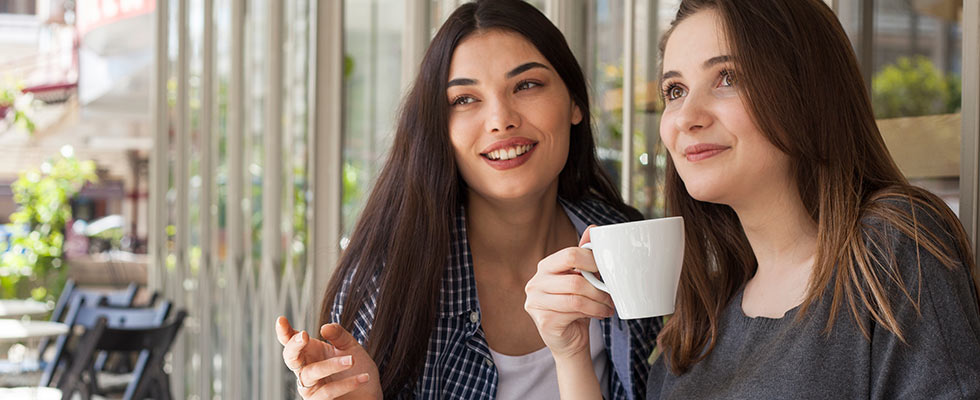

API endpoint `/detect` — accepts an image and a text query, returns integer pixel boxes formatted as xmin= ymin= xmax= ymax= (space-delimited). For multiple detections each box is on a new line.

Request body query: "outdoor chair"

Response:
xmin=41 ymin=297 xmax=171 ymax=388
xmin=57 ymin=311 xmax=186 ymax=400
xmin=0 ymin=281 xmax=144 ymax=388
xmin=37 ymin=280 xmax=141 ymax=361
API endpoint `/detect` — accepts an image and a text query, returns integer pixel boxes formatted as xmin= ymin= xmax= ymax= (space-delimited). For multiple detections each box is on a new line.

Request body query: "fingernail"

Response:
xmin=357 ymin=373 xmax=369 ymax=383
xmin=293 ymin=333 xmax=303 ymax=343
xmin=341 ymin=355 xmax=352 ymax=366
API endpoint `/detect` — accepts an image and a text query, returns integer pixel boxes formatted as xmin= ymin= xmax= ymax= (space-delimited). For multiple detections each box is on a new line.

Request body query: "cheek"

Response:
xmin=659 ymin=115 xmax=681 ymax=160
xmin=448 ymin=115 xmax=476 ymax=155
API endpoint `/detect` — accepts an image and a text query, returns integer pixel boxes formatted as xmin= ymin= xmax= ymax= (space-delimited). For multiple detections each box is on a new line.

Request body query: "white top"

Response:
xmin=0 ymin=300 xmax=50 ymax=318
xmin=490 ymin=318 xmax=609 ymax=400
xmin=0 ymin=320 xmax=69 ymax=342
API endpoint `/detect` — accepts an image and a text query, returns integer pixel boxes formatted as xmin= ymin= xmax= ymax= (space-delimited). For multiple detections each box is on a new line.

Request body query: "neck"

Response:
xmin=731 ymin=181 xmax=818 ymax=276
xmin=465 ymin=182 xmax=572 ymax=273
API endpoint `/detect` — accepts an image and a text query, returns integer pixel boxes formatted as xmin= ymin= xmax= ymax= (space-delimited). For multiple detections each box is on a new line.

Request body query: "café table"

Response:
xmin=0 ymin=386 xmax=106 ymax=400
xmin=0 ymin=300 xmax=50 ymax=318
xmin=0 ymin=386 xmax=63 ymax=400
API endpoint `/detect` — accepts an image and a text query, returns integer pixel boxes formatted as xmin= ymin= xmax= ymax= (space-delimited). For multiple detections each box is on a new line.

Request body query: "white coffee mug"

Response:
xmin=580 ymin=216 xmax=684 ymax=319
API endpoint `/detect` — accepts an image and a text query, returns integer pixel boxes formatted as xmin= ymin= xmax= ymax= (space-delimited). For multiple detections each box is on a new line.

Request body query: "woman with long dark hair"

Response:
xmin=276 ymin=0 xmax=660 ymax=398
xmin=527 ymin=0 xmax=980 ymax=398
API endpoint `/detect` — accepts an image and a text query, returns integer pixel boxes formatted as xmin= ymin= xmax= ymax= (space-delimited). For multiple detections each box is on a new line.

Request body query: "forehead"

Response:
xmin=662 ymin=9 xmax=729 ymax=72
xmin=449 ymin=29 xmax=550 ymax=78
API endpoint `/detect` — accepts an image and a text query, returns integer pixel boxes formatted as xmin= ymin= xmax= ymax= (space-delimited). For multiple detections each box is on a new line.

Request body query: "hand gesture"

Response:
xmin=276 ymin=316 xmax=383 ymax=399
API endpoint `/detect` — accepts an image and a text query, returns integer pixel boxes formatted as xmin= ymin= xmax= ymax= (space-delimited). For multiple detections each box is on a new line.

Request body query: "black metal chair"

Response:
xmin=57 ymin=311 xmax=186 ymax=400
xmin=0 ymin=281 xmax=145 ymax=388
xmin=36 ymin=280 xmax=142 ymax=363
xmin=40 ymin=297 xmax=171 ymax=388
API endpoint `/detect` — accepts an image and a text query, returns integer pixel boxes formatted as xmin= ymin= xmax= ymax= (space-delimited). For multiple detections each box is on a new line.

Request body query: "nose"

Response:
xmin=484 ymin=95 xmax=521 ymax=134
xmin=673 ymin=89 xmax=712 ymax=133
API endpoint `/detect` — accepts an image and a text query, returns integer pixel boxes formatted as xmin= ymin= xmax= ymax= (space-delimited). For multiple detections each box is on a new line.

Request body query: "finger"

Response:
xmin=320 ymin=324 xmax=360 ymax=351
xmin=535 ymin=274 xmax=614 ymax=309
xmin=310 ymin=373 xmax=370 ymax=399
xmin=299 ymin=354 xmax=354 ymax=384
xmin=296 ymin=376 xmax=317 ymax=398
xmin=277 ymin=316 xmax=298 ymax=346
xmin=579 ymin=225 xmax=597 ymax=247
xmin=538 ymin=247 xmax=599 ymax=274
xmin=282 ymin=330 xmax=310 ymax=371
xmin=533 ymin=309 xmax=597 ymax=330
xmin=526 ymin=292 xmax=614 ymax=318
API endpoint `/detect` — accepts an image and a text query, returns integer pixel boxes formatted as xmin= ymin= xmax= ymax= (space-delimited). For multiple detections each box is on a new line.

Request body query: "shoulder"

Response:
xmin=859 ymin=191 xmax=964 ymax=258
xmin=857 ymin=190 xmax=974 ymax=301
xmin=563 ymin=196 xmax=642 ymax=226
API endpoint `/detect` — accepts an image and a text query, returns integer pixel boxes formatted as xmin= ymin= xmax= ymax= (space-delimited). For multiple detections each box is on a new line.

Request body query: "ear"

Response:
xmin=571 ymin=102 xmax=583 ymax=125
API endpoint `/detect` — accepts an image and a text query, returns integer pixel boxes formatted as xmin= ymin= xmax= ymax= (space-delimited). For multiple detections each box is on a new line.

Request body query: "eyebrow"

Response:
xmin=661 ymin=55 xmax=732 ymax=81
xmin=447 ymin=62 xmax=550 ymax=88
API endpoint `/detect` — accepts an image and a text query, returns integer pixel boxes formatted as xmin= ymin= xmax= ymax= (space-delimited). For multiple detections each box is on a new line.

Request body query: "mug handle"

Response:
xmin=578 ymin=243 xmax=609 ymax=294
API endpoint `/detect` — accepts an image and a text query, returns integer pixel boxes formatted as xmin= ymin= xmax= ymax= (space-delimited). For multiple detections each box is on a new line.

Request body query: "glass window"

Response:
xmin=284 ymin=0 xmax=312 ymax=285
xmin=342 ymin=0 xmax=405 ymax=241
xmin=840 ymin=0 xmax=963 ymax=213
xmin=586 ymin=0 xmax=680 ymax=218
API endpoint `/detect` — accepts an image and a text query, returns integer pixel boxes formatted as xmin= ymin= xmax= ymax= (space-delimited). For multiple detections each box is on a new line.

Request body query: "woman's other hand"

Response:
xmin=276 ymin=316 xmax=382 ymax=399
xmin=524 ymin=226 xmax=616 ymax=360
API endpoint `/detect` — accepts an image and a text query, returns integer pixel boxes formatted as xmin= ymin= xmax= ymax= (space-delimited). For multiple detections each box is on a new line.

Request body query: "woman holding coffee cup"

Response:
xmin=275 ymin=0 xmax=660 ymax=398
xmin=527 ymin=0 xmax=980 ymax=398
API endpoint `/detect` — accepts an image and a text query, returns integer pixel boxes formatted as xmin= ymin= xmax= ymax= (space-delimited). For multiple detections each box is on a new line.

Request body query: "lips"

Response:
xmin=683 ymin=143 xmax=730 ymax=162
xmin=479 ymin=137 xmax=538 ymax=170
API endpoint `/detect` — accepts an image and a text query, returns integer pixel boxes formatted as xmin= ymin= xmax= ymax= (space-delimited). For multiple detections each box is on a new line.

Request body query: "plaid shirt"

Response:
xmin=330 ymin=197 xmax=662 ymax=399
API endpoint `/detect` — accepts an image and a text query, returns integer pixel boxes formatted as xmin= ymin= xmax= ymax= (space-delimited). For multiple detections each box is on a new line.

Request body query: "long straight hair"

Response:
xmin=319 ymin=0 xmax=635 ymax=395
xmin=656 ymin=0 xmax=980 ymax=374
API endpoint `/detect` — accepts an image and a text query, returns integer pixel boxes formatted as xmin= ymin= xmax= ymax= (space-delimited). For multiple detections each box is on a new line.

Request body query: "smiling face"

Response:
xmin=447 ymin=29 xmax=583 ymax=203
xmin=660 ymin=9 xmax=793 ymax=208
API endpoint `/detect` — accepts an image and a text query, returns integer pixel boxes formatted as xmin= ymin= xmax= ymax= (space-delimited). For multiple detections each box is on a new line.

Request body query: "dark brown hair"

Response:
xmin=319 ymin=0 xmax=635 ymax=395
xmin=657 ymin=0 xmax=980 ymax=374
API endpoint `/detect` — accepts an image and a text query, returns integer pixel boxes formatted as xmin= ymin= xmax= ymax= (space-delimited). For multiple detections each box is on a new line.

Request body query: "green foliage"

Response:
xmin=0 ymin=81 xmax=37 ymax=134
xmin=871 ymin=56 xmax=961 ymax=119
xmin=1 ymin=152 xmax=98 ymax=300
xmin=344 ymin=55 xmax=355 ymax=79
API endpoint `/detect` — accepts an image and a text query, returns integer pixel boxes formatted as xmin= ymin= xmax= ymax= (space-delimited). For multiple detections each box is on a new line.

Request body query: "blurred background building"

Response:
xmin=1 ymin=0 xmax=977 ymax=399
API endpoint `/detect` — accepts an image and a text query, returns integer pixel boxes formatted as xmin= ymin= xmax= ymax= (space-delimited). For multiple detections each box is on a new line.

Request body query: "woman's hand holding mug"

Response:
xmin=524 ymin=226 xmax=616 ymax=360
xmin=276 ymin=316 xmax=382 ymax=399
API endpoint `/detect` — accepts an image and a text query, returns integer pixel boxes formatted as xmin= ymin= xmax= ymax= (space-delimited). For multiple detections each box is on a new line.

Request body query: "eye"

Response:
xmin=451 ymin=95 xmax=476 ymax=106
xmin=663 ymin=84 xmax=687 ymax=101
xmin=719 ymin=69 xmax=736 ymax=87
xmin=515 ymin=80 xmax=540 ymax=92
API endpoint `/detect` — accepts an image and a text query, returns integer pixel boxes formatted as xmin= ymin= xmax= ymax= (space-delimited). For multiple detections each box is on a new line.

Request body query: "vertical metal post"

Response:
xmin=311 ymin=0 xmax=344 ymax=322
xmin=150 ymin=0 xmax=169 ymax=299
xmin=546 ymin=0 xmax=586 ymax=68
xmin=199 ymin=0 xmax=215 ymax=397
xmin=262 ymin=0 xmax=285 ymax=397
xmin=225 ymin=0 xmax=246 ymax=397
xmin=403 ymin=0 xmax=430 ymax=94
xmin=858 ymin=0 xmax=874 ymax=91
xmin=961 ymin=0 xmax=980 ymax=263
xmin=174 ymin=0 xmax=190 ymax=398
xmin=621 ymin=0 xmax=635 ymax=204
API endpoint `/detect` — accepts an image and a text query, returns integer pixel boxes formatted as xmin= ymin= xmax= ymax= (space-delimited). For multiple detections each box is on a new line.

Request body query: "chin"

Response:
xmin=682 ymin=181 xmax=727 ymax=204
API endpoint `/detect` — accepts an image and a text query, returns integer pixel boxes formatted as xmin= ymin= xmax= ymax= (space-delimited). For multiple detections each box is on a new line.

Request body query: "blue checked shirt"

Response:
xmin=330 ymin=197 xmax=662 ymax=399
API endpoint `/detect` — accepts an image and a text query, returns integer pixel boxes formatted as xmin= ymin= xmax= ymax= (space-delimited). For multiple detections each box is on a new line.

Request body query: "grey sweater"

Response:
xmin=646 ymin=211 xmax=980 ymax=399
